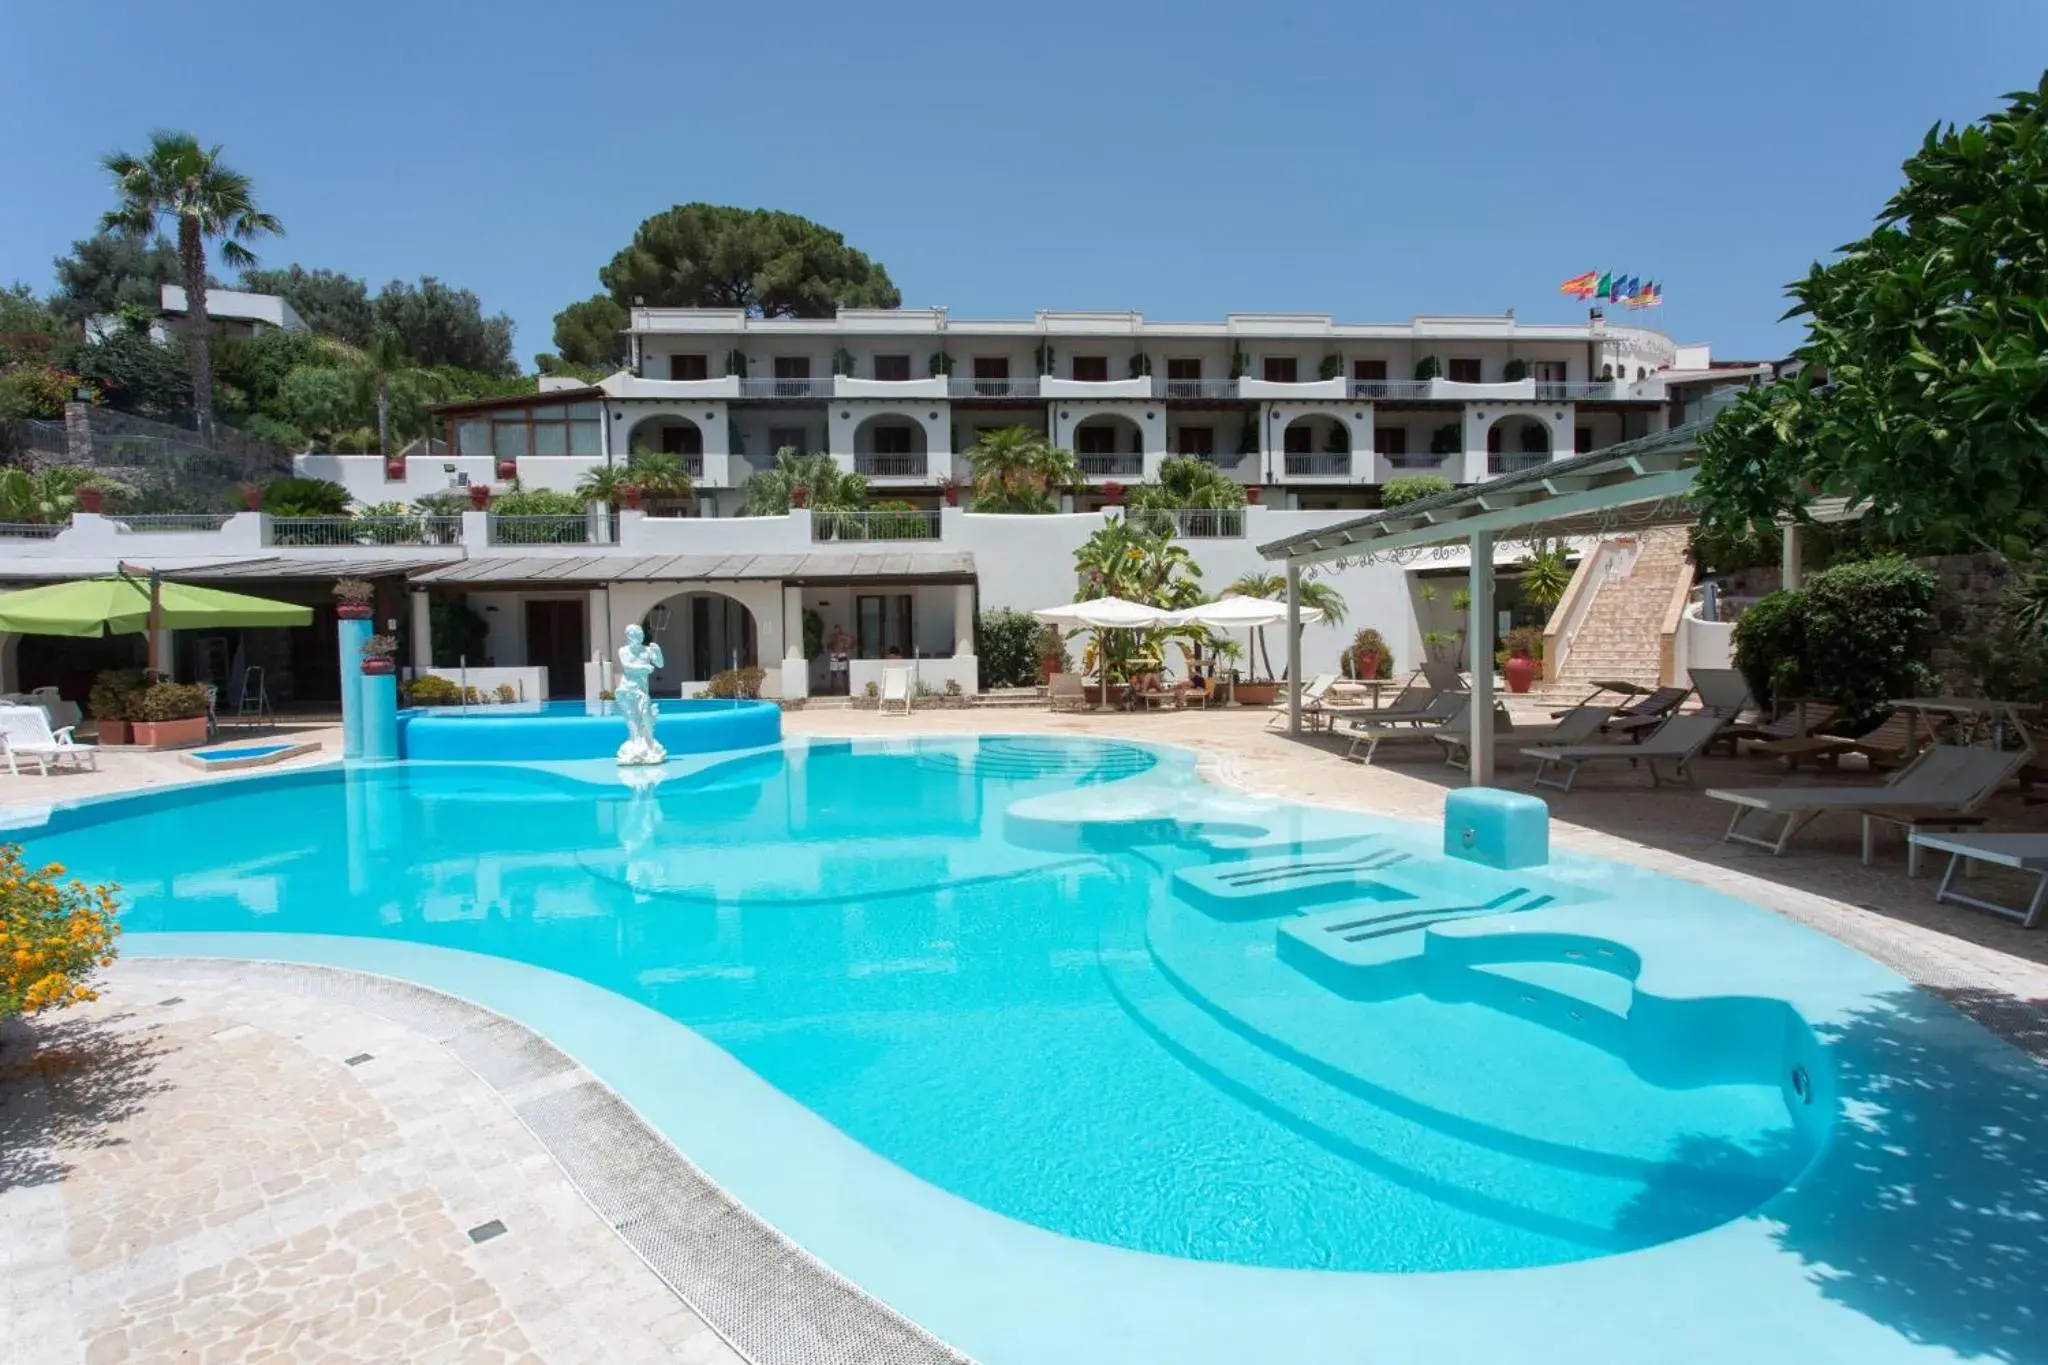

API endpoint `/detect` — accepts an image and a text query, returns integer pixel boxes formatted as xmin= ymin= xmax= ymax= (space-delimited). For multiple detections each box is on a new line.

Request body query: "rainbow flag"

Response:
xmin=1558 ymin=270 xmax=1598 ymax=299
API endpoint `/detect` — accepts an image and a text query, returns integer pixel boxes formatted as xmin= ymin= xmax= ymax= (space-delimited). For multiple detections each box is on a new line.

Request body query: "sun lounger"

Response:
xmin=1601 ymin=686 xmax=1693 ymax=742
xmin=0 ymin=704 xmax=98 ymax=776
xmin=1436 ymin=702 xmax=1603 ymax=770
xmin=1750 ymin=706 xmax=1911 ymax=770
xmin=1689 ymin=668 xmax=1756 ymax=717
xmin=1909 ymin=831 xmax=2048 ymax=928
xmin=1522 ymin=712 xmax=1726 ymax=792
xmin=1047 ymin=672 xmax=1087 ymax=712
xmin=1266 ymin=674 xmax=1336 ymax=729
xmin=1346 ymin=698 xmax=1472 ymax=765
xmin=880 ymin=664 xmax=913 ymax=716
xmin=1706 ymin=743 xmax=2031 ymax=859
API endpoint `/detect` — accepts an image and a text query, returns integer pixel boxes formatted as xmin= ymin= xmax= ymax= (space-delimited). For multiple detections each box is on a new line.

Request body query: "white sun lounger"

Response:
xmin=1908 ymin=831 xmax=2048 ymax=928
xmin=1706 ymin=743 xmax=2031 ymax=859
xmin=880 ymin=664 xmax=913 ymax=716
xmin=1522 ymin=712 xmax=1726 ymax=792
xmin=1347 ymin=697 xmax=1472 ymax=765
xmin=0 ymin=703 xmax=98 ymax=776
xmin=1047 ymin=672 xmax=1088 ymax=712
xmin=1267 ymin=674 xmax=1336 ymax=729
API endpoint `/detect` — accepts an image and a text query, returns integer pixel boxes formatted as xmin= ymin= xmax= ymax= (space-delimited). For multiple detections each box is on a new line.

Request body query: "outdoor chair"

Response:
xmin=1522 ymin=712 xmax=1726 ymax=792
xmin=1346 ymin=697 xmax=1472 ymax=766
xmin=880 ymin=665 xmax=913 ymax=717
xmin=1330 ymin=687 xmax=1465 ymax=731
xmin=1601 ymin=686 xmax=1693 ymax=742
xmin=1752 ymin=708 xmax=1924 ymax=772
xmin=1266 ymin=674 xmax=1336 ymax=729
xmin=1908 ymin=831 xmax=2048 ymax=929
xmin=1728 ymin=701 xmax=1840 ymax=760
xmin=1047 ymin=673 xmax=1088 ymax=712
xmin=1689 ymin=668 xmax=1757 ymax=718
xmin=1705 ymin=742 xmax=2031 ymax=860
xmin=0 ymin=704 xmax=98 ymax=776
xmin=1437 ymin=702 xmax=1592 ymax=770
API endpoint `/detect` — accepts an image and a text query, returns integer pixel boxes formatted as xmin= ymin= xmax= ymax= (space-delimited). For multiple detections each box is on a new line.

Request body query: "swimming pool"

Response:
xmin=19 ymin=736 xmax=2046 ymax=1364
xmin=396 ymin=696 xmax=780 ymax=760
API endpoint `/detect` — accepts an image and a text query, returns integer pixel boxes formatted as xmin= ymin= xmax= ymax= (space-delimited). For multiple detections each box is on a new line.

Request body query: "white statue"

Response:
xmin=615 ymin=623 xmax=667 ymax=766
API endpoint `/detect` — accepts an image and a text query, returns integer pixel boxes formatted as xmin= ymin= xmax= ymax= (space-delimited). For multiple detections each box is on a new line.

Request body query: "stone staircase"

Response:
xmin=1551 ymin=529 xmax=1692 ymax=689
xmin=975 ymin=686 xmax=1048 ymax=709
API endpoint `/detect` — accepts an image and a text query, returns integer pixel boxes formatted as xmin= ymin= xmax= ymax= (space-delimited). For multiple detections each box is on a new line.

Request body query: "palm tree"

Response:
xmin=965 ymin=427 xmax=1081 ymax=513
xmin=625 ymin=448 xmax=696 ymax=508
xmin=1516 ymin=540 xmax=1574 ymax=616
xmin=741 ymin=448 xmax=868 ymax=515
xmin=100 ymin=131 xmax=281 ymax=433
xmin=574 ymin=464 xmax=624 ymax=504
xmin=1225 ymin=570 xmax=1349 ymax=681
xmin=354 ymin=326 xmax=409 ymax=459
xmin=1126 ymin=456 xmax=1248 ymax=513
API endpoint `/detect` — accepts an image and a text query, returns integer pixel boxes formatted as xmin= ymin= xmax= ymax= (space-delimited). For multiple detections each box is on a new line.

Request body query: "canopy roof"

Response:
xmin=1257 ymin=423 xmax=1709 ymax=569
xmin=1032 ymin=596 xmax=1173 ymax=629
xmin=1166 ymin=596 xmax=1325 ymax=629
xmin=0 ymin=576 xmax=312 ymax=638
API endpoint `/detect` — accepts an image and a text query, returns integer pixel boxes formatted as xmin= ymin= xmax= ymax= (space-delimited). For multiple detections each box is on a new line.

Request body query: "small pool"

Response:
xmin=396 ymin=697 xmax=780 ymax=761
xmin=19 ymin=735 xmax=2046 ymax=1365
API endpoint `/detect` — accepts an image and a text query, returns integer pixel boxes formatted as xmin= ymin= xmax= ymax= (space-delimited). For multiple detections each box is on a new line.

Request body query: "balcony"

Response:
xmin=737 ymin=377 xmax=834 ymax=399
xmin=1382 ymin=451 xmax=1451 ymax=470
xmin=1283 ymin=453 xmax=1352 ymax=478
xmin=1127 ymin=508 xmax=1245 ymax=539
xmin=947 ymin=376 xmax=1041 ymax=400
xmin=1079 ymin=453 xmax=1143 ymax=478
xmin=854 ymin=453 xmax=930 ymax=479
xmin=1487 ymin=453 xmax=1552 ymax=477
xmin=487 ymin=514 xmax=596 ymax=546
xmin=1183 ymin=450 xmax=1255 ymax=474
xmin=1237 ymin=376 xmax=1346 ymax=401
xmin=1158 ymin=378 xmax=1237 ymax=400
xmin=1040 ymin=375 xmax=1153 ymax=400
xmin=834 ymin=375 xmax=950 ymax=400
xmin=607 ymin=373 xmax=741 ymax=400
xmin=109 ymin=513 xmax=237 ymax=533
xmin=1351 ymin=379 xmax=1431 ymax=400
xmin=271 ymin=515 xmax=463 ymax=547
xmin=811 ymin=508 xmax=941 ymax=542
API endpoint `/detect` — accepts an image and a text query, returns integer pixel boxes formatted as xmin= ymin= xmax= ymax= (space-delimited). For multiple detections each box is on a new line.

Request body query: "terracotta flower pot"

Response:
xmin=384 ymin=458 xmax=406 ymax=481
xmin=131 ymin=716 xmax=208 ymax=749
xmin=468 ymin=484 xmax=492 ymax=510
xmin=496 ymin=458 xmax=518 ymax=480
xmin=619 ymin=483 xmax=644 ymax=511
xmin=1245 ymin=486 xmax=1262 ymax=505
xmin=239 ymin=483 xmax=264 ymax=510
xmin=334 ymin=601 xmax=372 ymax=620
xmin=76 ymin=486 xmax=103 ymax=514
xmin=791 ymin=485 xmax=810 ymax=509
xmin=1504 ymin=653 xmax=1539 ymax=694
xmin=1233 ymin=682 xmax=1278 ymax=706
xmin=1040 ymin=658 xmax=1062 ymax=684
xmin=360 ymin=657 xmax=396 ymax=676
xmin=945 ymin=485 xmax=960 ymax=507
xmin=1101 ymin=483 xmax=1124 ymax=506
xmin=96 ymin=718 xmax=131 ymax=745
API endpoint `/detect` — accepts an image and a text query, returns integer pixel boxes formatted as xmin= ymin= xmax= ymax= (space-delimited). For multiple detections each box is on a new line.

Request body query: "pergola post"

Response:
xmin=1467 ymin=531 xmax=1495 ymax=786
xmin=1780 ymin=519 xmax=1803 ymax=590
xmin=1285 ymin=560 xmax=1303 ymax=735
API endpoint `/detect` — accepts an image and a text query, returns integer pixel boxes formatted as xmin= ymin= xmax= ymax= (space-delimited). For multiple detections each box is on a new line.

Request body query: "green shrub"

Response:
xmin=87 ymin=668 xmax=148 ymax=720
xmin=128 ymin=681 xmax=209 ymax=722
xmin=1382 ymin=474 xmax=1454 ymax=508
xmin=1348 ymin=627 xmax=1392 ymax=678
xmin=259 ymin=476 xmax=350 ymax=517
xmin=402 ymin=674 xmax=465 ymax=706
xmin=705 ymin=666 xmax=766 ymax=699
xmin=1733 ymin=556 xmax=1936 ymax=724
xmin=975 ymin=607 xmax=1043 ymax=688
xmin=492 ymin=485 xmax=585 ymax=517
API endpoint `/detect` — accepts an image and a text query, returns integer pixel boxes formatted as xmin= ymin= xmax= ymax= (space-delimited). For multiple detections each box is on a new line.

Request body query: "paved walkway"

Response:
xmin=1 ymin=705 xmax=2042 ymax=1363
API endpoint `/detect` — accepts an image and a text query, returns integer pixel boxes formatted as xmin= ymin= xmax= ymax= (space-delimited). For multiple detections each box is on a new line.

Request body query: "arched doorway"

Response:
xmin=852 ymin=413 xmax=929 ymax=477
xmin=643 ymin=590 xmax=758 ymax=691
xmin=625 ymin=416 xmax=705 ymax=460
xmin=1282 ymin=413 xmax=1351 ymax=475
xmin=1486 ymin=415 xmax=1551 ymax=474
xmin=1073 ymin=414 xmax=1143 ymax=477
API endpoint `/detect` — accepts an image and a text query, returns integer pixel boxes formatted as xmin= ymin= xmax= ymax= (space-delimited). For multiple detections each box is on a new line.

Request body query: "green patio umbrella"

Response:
xmin=0 ymin=570 xmax=313 ymax=675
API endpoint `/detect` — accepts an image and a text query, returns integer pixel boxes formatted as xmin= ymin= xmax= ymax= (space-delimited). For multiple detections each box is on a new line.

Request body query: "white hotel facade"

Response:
xmin=5 ymin=309 xmax=1762 ymax=707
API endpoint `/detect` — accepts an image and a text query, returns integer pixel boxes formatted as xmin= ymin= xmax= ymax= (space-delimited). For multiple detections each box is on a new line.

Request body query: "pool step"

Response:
xmin=1277 ymin=888 xmax=1556 ymax=986
xmin=1171 ymin=841 xmax=1415 ymax=920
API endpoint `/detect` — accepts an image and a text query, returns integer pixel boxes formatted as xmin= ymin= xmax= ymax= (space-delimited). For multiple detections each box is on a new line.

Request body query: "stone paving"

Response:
xmin=1 ymin=702 xmax=2043 ymax=1363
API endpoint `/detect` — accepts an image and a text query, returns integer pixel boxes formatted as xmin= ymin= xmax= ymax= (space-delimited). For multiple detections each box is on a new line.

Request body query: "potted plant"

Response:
xmin=468 ymin=482 xmax=491 ymax=511
xmin=238 ymin=481 xmax=264 ymax=511
xmin=87 ymin=667 xmax=145 ymax=745
xmin=791 ymin=484 xmax=810 ymax=509
xmin=332 ymin=577 xmax=374 ymax=620
xmin=384 ymin=456 xmax=406 ymax=480
xmin=360 ymin=634 xmax=399 ymax=676
xmin=1036 ymin=624 xmax=1070 ymax=683
xmin=1500 ymin=626 xmax=1543 ymax=693
xmin=944 ymin=483 xmax=960 ymax=507
xmin=128 ymin=680 xmax=210 ymax=749
xmin=75 ymin=484 xmax=104 ymax=514
xmin=1245 ymin=486 xmax=1262 ymax=505
xmin=618 ymin=481 xmax=645 ymax=511
xmin=495 ymin=455 xmax=519 ymax=481
xmin=1348 ymin=627 xmax=1390 ymax=680
xmin=1101 ymin=482 xmax=1124 ymax=507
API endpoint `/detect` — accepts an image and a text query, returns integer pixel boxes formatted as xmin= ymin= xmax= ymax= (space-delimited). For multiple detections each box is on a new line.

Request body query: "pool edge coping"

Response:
xmin=116 ymin=954 xmax=973 ymax=1365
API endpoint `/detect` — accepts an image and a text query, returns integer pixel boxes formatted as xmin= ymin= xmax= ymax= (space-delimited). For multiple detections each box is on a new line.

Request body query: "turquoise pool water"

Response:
xmin=21 ymin=736 xmax=1821 ymax=1275
xmin=397 ymin=696 xmax=780 ymax=760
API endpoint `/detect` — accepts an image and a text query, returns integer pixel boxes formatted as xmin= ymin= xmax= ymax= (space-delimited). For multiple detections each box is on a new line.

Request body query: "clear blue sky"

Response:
xmin=3 ymin=0 xmax=2042 ymax=365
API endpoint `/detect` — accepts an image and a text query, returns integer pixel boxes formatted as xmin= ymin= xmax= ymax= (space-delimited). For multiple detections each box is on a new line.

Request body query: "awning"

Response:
xmin=408 ymin=550 xmax=977 ymax=586
xmin=0 ymin=553 xmax=461 ymax=583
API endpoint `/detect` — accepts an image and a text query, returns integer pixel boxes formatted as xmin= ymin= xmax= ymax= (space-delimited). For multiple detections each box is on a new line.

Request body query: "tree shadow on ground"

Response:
xmin=1616 ymin=986 xmax=2048 ymax=1363
xmin=0 ymin=1010 xmax=169 ymax=1194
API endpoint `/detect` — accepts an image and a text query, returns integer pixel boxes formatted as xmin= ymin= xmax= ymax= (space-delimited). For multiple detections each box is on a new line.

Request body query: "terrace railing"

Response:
xmin=1383 ymin=451 xmax=1452 ymax=469
xmin=1161 ymin=378 xmax=1237 ymax=400
xmin=1079 ymin=452 xmax=1143 ymax=478
xmin=812 ymin=509 xmax=942 ymax=542
xmin=487 ymin=514 xmax=593 ymax=546
xmin=1284 ymin=453 xmax=1352 ymax=478
xmin=1129 ymin=508 xmax=1246 ymax=539
xmin=1487 ymin=453 xmax=1552 ymax=476
xmin=271 ymin=515 xmax=464 ymax=547
xmin=737 ymin=377 xmax=834 ymax=399
xmin=1351 ymin=379 xmax=1433 ymax=400
xmin=108 ymin=513 xmax=237 ymax=533
xmin=855 ymin=453 xmax=930 ymax=478
xmin=947 ymin=376 xmax=1041 ymax=399
xmin=0 ymin=522 xmax=62 ymax=540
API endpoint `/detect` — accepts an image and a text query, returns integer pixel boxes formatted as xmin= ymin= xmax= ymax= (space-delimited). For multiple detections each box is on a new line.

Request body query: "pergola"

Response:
xmin=1257 ymin=422 xmax=1715 ymax=785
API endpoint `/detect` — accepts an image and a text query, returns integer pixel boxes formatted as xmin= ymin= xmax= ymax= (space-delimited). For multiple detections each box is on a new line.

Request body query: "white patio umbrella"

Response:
xmin=1164 ymin=595 xmax=1327 ymax=699
xmin=1032 ymin=597 xmax=1174 ymax=709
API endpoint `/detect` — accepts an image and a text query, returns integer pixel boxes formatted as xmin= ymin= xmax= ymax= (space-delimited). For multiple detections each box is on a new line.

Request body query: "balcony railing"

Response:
xmin=1129 ymin=508 xmax=1245 ymax=539
xmin=109 ymin=513 xmax=236 ymax=533
xmin=737 ymin=377 xmax=834 ymax=399
xmin=1350 ymin=380 xmax=1432 ymax=400
xmin=1488 ymin=453 xmax=1552 ymax=476
xmin=1284 ymin=453 xmax=1352 ymax=478
xmin=947 ymin=376 xmax=1041 ymax=399
xmin=0 ymin=522 xmax=61 ymax=539
xmin=487 ymin=514 xmax=594 ymax=546
xmin=1183 ymin=450 xmax=1254 ymax=473
xmin=855 ymin=454 xmax=929 ymax=478
xmin=1384 ymin=451 xmax=1451 ymax=469
xmin=1536 ymin=381 xmax=1627 ymax=401
xmin=1079 ymin=453 xmax=1143 ymax=478
xmin=272 ymin=516 xmax=464 ymax=547
xmin=1162 ymin=378 xmax=1236 ymax=400
xmin=812 ymin=509 xmax=941 ymax=542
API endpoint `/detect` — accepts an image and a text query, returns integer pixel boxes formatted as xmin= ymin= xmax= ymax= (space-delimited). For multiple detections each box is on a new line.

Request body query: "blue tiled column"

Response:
xmin=338 ymin=616 xmax=370 ymax=759
xmin=360 ymin=669 xmax=399 ymax=762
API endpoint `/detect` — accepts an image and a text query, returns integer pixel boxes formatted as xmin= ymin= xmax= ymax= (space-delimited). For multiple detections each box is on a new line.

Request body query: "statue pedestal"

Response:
xmin=617 ymin=734 xmax=667 ymax=766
